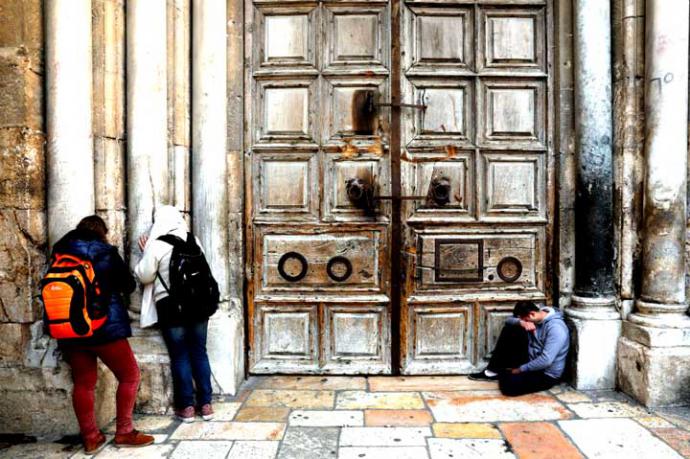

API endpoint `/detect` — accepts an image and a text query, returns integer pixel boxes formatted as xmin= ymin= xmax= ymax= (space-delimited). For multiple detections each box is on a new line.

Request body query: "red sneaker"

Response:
xmin=199 ymin=403 xmax=214 ymax=421
xmin=83 ymin=431 xmax=107 ymax=455
xmin=114 ymin=429 xmax=155 ymax=448
xmin=175 ymin=406 xmax=195 ymax=423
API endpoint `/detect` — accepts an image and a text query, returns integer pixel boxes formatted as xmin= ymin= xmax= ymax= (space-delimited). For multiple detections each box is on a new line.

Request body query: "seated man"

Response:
xmin=469 ymin=301 xmax=570 ymax=396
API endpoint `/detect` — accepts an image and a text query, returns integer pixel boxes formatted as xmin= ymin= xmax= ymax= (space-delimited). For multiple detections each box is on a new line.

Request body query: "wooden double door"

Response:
xmin=245 ymin=0 xmax=553 ymax=374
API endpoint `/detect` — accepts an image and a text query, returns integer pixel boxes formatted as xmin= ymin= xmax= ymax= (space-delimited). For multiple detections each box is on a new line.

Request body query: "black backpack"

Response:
xmin=156 ymin=233 xmax=219 ymax=321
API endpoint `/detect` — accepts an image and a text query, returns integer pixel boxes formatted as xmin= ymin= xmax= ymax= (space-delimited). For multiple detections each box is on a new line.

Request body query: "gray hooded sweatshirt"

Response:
xmin=506 ymin=307 xmax=570 ymax=379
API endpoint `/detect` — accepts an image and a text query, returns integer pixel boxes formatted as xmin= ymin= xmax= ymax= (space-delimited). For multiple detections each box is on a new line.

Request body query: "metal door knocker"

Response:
xmin=327 ymin=256 xmax=353 ymax=282
xmin=497 ymin=256 xmax=523 ymax=283
xmin=278 ymin=252 xmax=308 ymax=282
xmin=428 ymin=176 xmax=451 ymax=206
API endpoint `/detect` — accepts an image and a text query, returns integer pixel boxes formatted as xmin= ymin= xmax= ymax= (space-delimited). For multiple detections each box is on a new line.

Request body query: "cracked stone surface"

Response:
xmin=0 ymin=376 xmax=688 ymax=459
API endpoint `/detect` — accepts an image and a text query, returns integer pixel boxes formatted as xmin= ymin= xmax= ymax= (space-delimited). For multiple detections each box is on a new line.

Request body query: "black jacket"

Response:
xmin=50 ymin=229 xmax=136 ymax=347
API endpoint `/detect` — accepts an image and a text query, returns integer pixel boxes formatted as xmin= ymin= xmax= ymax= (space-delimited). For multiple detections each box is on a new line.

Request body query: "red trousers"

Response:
xmin=63 ymin=339 xmax=140 ymax=440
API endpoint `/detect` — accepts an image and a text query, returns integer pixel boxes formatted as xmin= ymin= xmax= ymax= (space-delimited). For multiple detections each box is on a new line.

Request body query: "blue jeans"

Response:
xmin=160 ymin=319 xmax=213 ymax=409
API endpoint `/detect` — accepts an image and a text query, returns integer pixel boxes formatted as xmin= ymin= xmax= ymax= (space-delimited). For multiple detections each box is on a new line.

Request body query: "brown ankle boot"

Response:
xmin=114 ymin=429 xmax=154 ymax=448
xmin=83 ymin=431 xmax=107 ymax=454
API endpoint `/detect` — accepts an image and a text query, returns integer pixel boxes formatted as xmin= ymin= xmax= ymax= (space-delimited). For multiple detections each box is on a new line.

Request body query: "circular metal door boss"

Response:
xmin=497 ymin=256 xmax=523 ymax=283
xmin=278 ymin=252 xmax=308 ymax=282
xmin=327 ymin=256 xmax=353 ymax=282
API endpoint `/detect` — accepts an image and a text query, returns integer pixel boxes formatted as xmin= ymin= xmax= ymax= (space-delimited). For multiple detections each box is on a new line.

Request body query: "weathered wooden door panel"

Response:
xmin=246 ymin=0 xmax=392 ymax=374
xmin=246 ymin=0 xmax=553 ymax=375
xmin=399 ymin=0 xmax=553 ymax=374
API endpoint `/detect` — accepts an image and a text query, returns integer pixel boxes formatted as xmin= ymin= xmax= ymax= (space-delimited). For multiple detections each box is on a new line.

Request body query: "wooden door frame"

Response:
xmin=239 ymin=0 xmax=569 ymax=375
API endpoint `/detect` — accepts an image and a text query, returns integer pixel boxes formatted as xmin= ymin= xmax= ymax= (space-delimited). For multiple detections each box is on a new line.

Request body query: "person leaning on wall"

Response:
xmin=43 ymin=216 xmax=154 ymax=454
xmin=134 ymin=205 xmax=217 ymax=423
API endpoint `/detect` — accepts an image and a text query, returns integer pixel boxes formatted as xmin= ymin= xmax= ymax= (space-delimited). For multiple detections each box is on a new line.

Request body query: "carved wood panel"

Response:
xmin=246 ymin=0 xmax=553 ymax=375
xmin=246 ymin=0 xmax=392 ymax=374
xmin=400 ymin=0 xmax=552 ymax=374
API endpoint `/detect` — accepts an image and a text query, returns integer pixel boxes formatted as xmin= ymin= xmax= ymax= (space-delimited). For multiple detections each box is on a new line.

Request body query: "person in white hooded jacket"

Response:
xmin=134 ymin=206 xmax=214 ymax=423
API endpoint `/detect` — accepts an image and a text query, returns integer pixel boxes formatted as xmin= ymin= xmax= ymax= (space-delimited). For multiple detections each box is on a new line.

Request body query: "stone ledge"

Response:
xmin=623 ymin=320 xmax=690 ymax=347
xmin=617 ymin=336 xmax=690 ymax=407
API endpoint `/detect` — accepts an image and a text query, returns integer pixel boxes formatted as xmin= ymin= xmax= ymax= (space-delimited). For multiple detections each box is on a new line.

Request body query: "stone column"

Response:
xmin=126 ymin=0 xmax=169 ymax=275
xmin=123 ymin=0 xmax=172 ymax=415
xmin=566 ymin=0 xmax=621 ymax=390
xmin=192 ymin=0 xmax=242 ymax=394
xmin=93 ymin=0 xmax=126 ymax=251
xmin=618 ymin=0 xmax=690 ymax=407
xmin=46 ymin=0 xmax=94 ymax=244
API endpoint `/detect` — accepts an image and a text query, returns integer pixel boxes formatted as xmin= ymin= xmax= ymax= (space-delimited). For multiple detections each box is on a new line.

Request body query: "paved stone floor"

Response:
xmin=2 ymin=376 xmax=689 ymax=458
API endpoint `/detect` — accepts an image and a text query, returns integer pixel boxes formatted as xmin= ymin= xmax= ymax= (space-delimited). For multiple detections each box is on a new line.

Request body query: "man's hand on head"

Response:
xmin=510 ymin=368 xmax=521 ymax=375
xmin=519 ymin=320 xmax=536 ymax=332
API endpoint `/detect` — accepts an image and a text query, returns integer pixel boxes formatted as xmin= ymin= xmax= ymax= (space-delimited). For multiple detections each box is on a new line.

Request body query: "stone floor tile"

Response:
xmin=213 ymin=402 xmax=242 ymax=421
xmin=636 ymin=416 xmax=676 ymax=429
xmin=289 ymin=410 xmax=363 ymax=427
xmin=245 ymin=390 xmax=335 ymax=409
xmin=499 ymin=422 xmax=583 ymax=459
xmin=658 ymin=407 xmax=690 ymax=431
xmin=106 ymin=415 xmax=174 ymax=434
xmin=432 ymin=422 xmax=502 ymax=439
xmin=368 ymin=376 xmax=496 ymax=392
xmin=170 ymin=440 xmax=234 ymax=459
xmin=151 ymin=434 xmax=168 ymax=444
xmin=339 ymin=427 xmax=432 ymax=446
xmin=585 ymin=390 xmax=636 ymax=403
xmin=171 ymin=421 xmax=286 ymax=441
xmin=653 ymin=428 xmax=690 ymax=458
xmin=277 ymin=427 xmax=339 ymax=459
xmin=1 ymin=442 xmax=78 ymax=459
xmin=235 ymin=406 xmax=290 ymax=422
xmin=559 ymin=418 xmax=683 ymax=458
xmin=170 ymin=421 xmax=213 ymax=439
xmin=567 ymin=401 xmax=651 ymax=418
xmin=428 ymin=438 xmax=515 ymax=459
xmin=227 ymin=441 xmax=279 ymax=459
xmin=94 ymin=443 xmax=175 ymax=458
xmin=555 ymin=390 xmax=592 ymax=404
xmin=336 ymin=391 xmax=425 ymax=410
xmin=258 ymin=376 xmax=367 ymax=391
xmin=364 ymin=409 xmax=434 ymax=426
xmin=339 ymin=447 xmax=430 ymax=459
xmin=424 ymin=391 xmax=572 ymax=422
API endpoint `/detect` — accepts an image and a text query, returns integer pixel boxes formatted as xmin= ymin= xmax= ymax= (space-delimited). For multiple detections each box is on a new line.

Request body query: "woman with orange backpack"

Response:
xmin=44 ymin=216 xmax=154 ymax=454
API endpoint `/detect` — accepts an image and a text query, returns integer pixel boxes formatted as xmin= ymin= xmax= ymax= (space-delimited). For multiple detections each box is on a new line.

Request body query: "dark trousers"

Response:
xmin=160 ymin=318 xmax=213 ymax=409
xmin=488 ymin=323 xmax=559 ymax=396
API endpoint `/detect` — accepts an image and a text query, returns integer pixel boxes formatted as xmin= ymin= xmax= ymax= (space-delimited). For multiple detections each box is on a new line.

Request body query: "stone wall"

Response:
xmin=0 ymin=1 xmax=119 ymax=438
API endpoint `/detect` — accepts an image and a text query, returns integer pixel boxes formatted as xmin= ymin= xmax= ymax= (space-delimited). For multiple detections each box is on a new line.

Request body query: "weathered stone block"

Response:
xmin=208 ymin=306 xmax=244 ymax=395
xmin=567 ymin=316 xmax=621 ymax=389
xmin=135 ymin=356 xmax=174 ymax=414
xmin=0 ymin=0 xmax=42 ymax=49
xmin=617 ymin=336 xmax=690 ymax=407
xmin=0 ymin=209 xmax=47 ymax=323
xmin=0 ymin=322 xmax=28 ymax=365
xmin=0 ymin=127 xmax=45 ymax=209
xmin=0 ymin=365 xmax=115 ymax=438
xmin=0 ymin=48 xmax=43 ymax=129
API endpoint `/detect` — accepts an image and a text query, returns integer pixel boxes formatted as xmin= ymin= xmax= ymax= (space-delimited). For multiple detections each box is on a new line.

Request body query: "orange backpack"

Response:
xmin=41 ymin=253 xmax=106 ymax=339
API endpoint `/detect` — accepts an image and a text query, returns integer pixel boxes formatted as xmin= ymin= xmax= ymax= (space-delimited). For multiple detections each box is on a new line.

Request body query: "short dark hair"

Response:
xmin=513 ymin=300 xmax=540 ymax=318
xmin=76 ymin=215 xmax=108 ymax=241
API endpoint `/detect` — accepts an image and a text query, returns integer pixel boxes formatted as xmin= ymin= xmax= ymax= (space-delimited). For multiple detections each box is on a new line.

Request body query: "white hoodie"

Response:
xmin=134 ymin=206 xmax=189 ymax=328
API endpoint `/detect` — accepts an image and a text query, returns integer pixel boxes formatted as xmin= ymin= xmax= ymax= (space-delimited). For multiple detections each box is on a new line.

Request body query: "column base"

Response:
xmin=618 ymin=334 xmax=690 ymax=407
xmin=207 ymin=298 xmax=245 ymax=395
xmin=129 ymin=326 xmax=173 ymax=414
xmin=565 ymin=295 xmax=621 ymax=390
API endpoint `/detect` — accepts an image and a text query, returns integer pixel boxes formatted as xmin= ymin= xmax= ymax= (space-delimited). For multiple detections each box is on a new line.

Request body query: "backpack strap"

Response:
xmin=157 ymin=234 xmax=185 ymax=247
xmin=155 ymin=234 xmax=185 ymax=296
